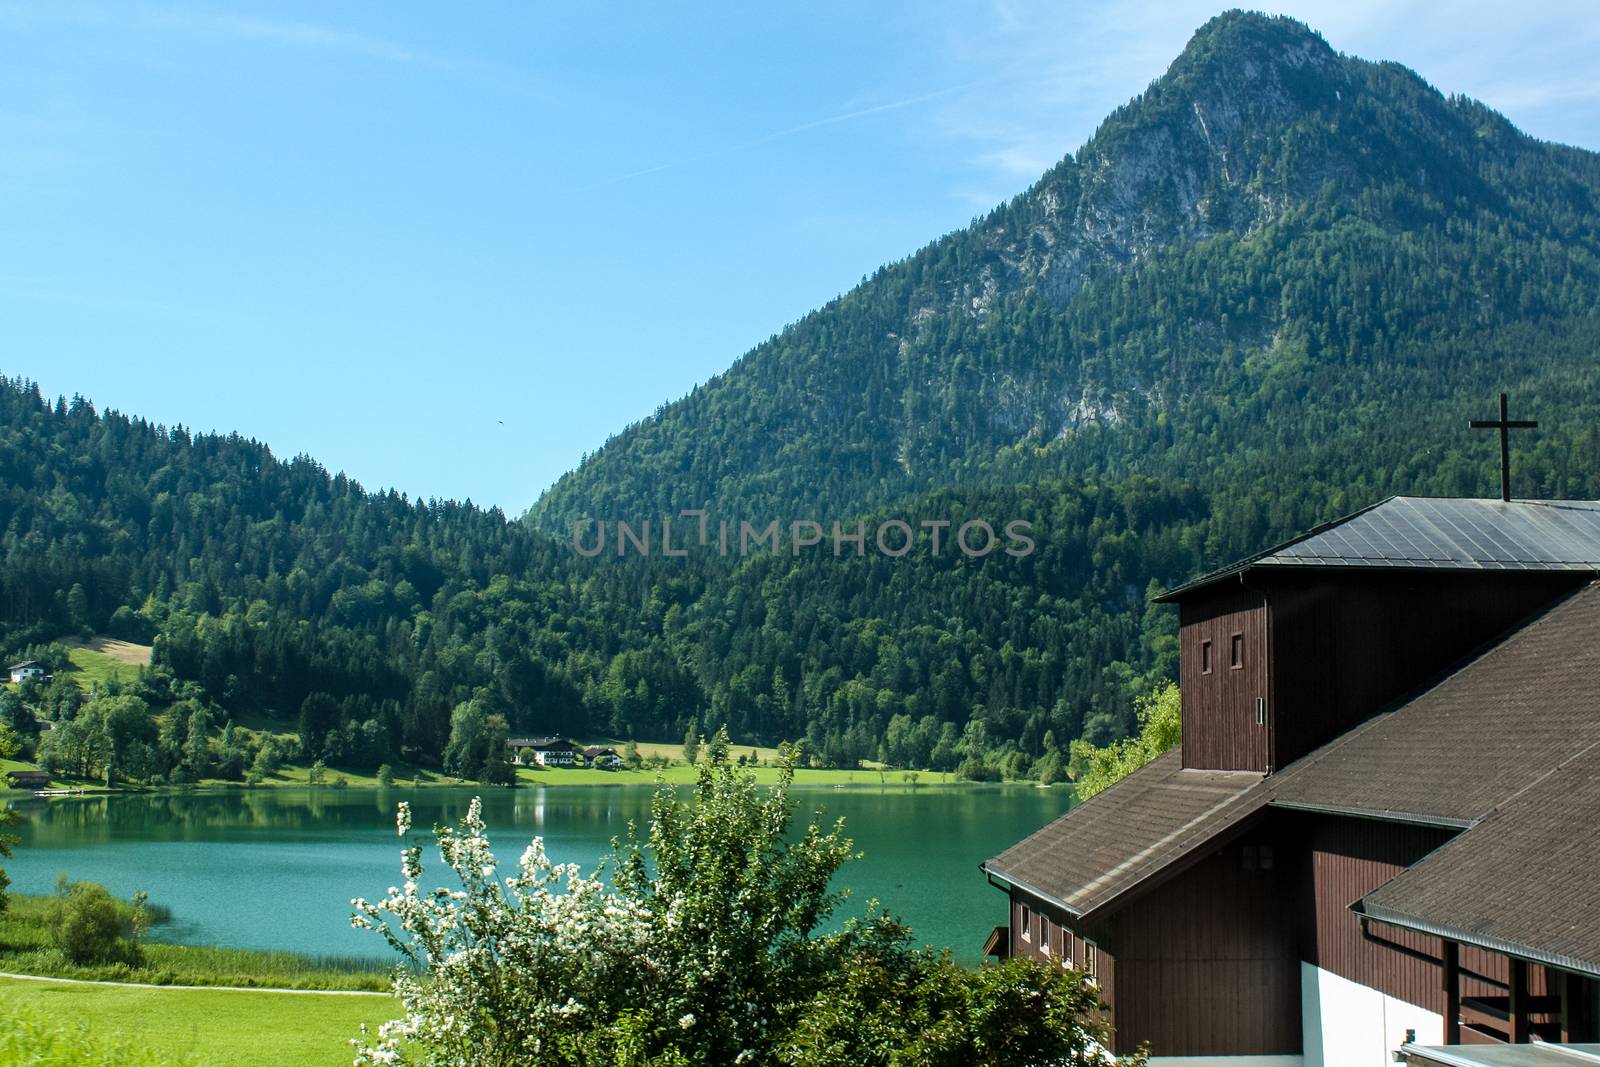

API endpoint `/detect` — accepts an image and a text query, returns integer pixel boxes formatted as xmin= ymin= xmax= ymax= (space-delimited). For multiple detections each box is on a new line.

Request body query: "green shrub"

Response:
xmin=49 ymin=879 xmax=135 ymax=965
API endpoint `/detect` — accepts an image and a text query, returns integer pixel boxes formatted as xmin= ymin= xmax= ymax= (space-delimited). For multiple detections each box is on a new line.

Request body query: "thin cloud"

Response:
xmin=592 ymin=81 xmax=991 ymax=190
xmin=142 ymin=8 xmax=442 ymax=67
xmin=0 ymin=3 xmax=447 ymax=68
xmin=1483 ymin=79 xmax=1600 ymax=111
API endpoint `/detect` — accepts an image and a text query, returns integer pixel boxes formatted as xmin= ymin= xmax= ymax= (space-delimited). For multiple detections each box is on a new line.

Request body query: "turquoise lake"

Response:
xmin=2 ymin=784 xmax=1072 ymax=965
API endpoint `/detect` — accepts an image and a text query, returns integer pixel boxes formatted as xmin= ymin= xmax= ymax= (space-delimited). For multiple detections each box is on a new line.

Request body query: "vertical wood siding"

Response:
xmin=1111 ymin=830 xmax=1300 ymax=1055
xmin=1303 ymin=816 xmax=1456 ymax=1011
xmin=1267 ymin=572 xmax=1579 ymax=769
xmin=1179 ymin=586 xmax=1269 ymax=771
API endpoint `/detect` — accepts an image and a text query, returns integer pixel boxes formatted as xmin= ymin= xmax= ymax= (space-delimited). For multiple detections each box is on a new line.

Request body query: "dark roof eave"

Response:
xmin=1267 ymin=799 xmax=1475 ymax=830
xmin=1354 ymin=900 xmax=1600 ymax=981
xmin=1152 ymin=495 xmax=1400 ymax=602
xmin=979 ymin=863 xmax=1085 ymax=920
xmin=1153 ymin=559 xmax=1600 ymax=603
xmin=983 ymin=800 xmax=1269 ymax=923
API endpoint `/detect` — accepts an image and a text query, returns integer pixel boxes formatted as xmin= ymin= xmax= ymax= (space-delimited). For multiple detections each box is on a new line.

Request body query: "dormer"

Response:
xmin=1157 ymin=497 xmax=1600 ymax=773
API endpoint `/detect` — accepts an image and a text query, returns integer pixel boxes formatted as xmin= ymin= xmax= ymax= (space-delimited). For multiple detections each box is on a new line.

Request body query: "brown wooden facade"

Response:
xmin=1007 ymin=817 xmax=1301 ymax=1056
xmin=1299 ymin=815 xmax=1456 ymax=1012
xmin=1001 ymin=808 xmax=1600 ymax=1055
xmin=1180 ymin=571 xmax=1582 ymax=773
xmin=1178 ymin=584 xmax=1269 ymax=771
xmin=994 ymin=505 xmax=1600 ymax=1056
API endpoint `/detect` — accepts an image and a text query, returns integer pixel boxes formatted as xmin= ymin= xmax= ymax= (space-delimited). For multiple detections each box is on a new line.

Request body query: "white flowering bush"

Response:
xmin=353 ymin=735 xmax=1132 ymax=1067
xmin=351 ymin=799 xmax=650 ymax=1065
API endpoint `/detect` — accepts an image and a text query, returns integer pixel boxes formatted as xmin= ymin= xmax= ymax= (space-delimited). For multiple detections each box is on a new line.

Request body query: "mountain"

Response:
xmin=6 ymin=12 xmax=1600 ymax=780
xmin=0 ymin=378 xmax=1193 ymax=770
xmin=530 ymin=12 xmax=1600 ymax=534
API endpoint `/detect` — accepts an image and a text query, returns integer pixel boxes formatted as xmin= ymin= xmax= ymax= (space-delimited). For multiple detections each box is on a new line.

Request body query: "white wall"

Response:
xmin=1301 ymin=962 xmax=1442 ymax=1067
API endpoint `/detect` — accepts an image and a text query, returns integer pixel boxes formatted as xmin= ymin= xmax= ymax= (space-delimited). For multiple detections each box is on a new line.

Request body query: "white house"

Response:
xmin=7 ymin=661 xmax=45 ymax=685
xmin=509 ymin=737 xmax=578 ymax=767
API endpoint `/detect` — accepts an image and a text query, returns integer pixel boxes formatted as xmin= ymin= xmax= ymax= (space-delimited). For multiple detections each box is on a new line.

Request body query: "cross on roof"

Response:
xmin=1468 ymin=393 xmax=1537 ymax=503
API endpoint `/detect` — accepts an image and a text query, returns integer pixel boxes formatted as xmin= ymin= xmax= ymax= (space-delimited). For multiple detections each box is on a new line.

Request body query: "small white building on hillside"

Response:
xmin=7 ymin=661 xmax=45 ymax=685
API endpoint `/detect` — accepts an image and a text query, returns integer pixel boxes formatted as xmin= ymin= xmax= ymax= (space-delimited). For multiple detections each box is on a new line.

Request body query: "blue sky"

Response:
xmin=3 ymin=2 xmax=1597 ymax=513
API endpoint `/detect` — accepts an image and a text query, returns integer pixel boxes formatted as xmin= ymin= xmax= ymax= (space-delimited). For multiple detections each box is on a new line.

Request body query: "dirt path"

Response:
xmin=0 ymin=971 xmax=391 ymax=996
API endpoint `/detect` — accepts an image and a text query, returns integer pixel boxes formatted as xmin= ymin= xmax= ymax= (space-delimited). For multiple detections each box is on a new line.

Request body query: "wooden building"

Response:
xmin=3 ymin=769 xmax=49 ymax=790
xmin=983 ymin=497 xmax=1600 ymax=1065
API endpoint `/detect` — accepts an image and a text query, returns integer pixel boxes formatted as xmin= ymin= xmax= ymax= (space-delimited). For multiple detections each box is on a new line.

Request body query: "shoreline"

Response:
xmin=4 ymin=765 xmax=1061 ymax=797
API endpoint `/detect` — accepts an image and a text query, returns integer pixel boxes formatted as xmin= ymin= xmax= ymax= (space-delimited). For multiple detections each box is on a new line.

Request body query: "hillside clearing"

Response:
xmin=56 ymin=636 xmax=152 ymax=692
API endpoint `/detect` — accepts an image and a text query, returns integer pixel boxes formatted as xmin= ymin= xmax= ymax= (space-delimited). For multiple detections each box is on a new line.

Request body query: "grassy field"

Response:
xmin=57 ymin=637 xmax=151 ymax=692
xmin=2 ymin=765 xmax=971 ymax=796
xmin=0 ymin=995 xmax=197 ymax=1066
xmin=1 ymin=757 xmax=37 ymax=778
xmin=592 ymin=737 xmax=788 ymax=764
xmin=1 ymin=756 xmax=967 ymax=795
xmin=0 ymin=977 xmax=395 ymax=1067
xmin=0 ymin=894 xmax=391 ymax=992
xmin=516 ymin=763 xmax=957 ymax=787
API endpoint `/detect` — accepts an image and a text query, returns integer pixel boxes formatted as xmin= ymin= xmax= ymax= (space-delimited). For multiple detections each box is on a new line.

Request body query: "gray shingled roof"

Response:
xmin=987 ymin=582 xmax=1600 ymax=968
xmin=983 ymin=751 xmax=1268 ymax=917
xmin=1158 ymin=497 xmax=1600 ymax=601
xmin=1358 ymin=755 xmax=1600 ymax=979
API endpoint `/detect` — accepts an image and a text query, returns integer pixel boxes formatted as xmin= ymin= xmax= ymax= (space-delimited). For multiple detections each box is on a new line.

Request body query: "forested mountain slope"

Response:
xmin=530 ymin=12 xmax=1600 ymax=532
xmin=6 ymin=12 xmax=1600 ymax=778
xmin=0 ymin=377 xmax=1196 ymax=768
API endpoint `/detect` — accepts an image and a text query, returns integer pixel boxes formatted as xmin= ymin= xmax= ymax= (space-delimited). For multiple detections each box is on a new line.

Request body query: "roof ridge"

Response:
xmin=1158 ymin=496 xmax=1600 ymax=602
xmin=1155 ymin=495 xmax=1399 ymax=601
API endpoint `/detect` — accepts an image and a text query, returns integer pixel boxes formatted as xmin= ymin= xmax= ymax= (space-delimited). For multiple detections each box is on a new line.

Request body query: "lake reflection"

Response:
xmin=4 ymin=784 xmax=1072 ymax=965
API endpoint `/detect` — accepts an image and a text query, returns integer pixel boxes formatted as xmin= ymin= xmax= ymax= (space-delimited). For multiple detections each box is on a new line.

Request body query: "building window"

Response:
xmin=1242 ymin=844 xmax=1275 ymax=871
xmin=1230 ymin=632 xmax=1244 ymax=669
xmin=1060 ymin=930 xmax=1072 ymax=968
xmin=1201 ymin=639 xmax=1212 ymax=674
xmin=1085 ymin=942 xmax=1098 ymax=983
xmin=1040 ymin=915 xmax=1052 ymax=956
xmin=1019 ymin=907 xmax=1031 ymax=942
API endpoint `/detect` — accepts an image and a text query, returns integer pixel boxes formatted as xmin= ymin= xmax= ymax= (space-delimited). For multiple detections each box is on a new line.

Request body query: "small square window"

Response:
xmin=1201 ymin=640 xmax=1213 ymax=674
xmin=1230 ymin=632 xmax=1244 ymax=669
xmin=1242 ymin=844 xmax=1275 ymax=872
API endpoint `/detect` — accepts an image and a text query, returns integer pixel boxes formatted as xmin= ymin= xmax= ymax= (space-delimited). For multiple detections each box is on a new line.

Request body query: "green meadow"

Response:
xmin=0 ymin=978 xmax=395 ymax=1067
